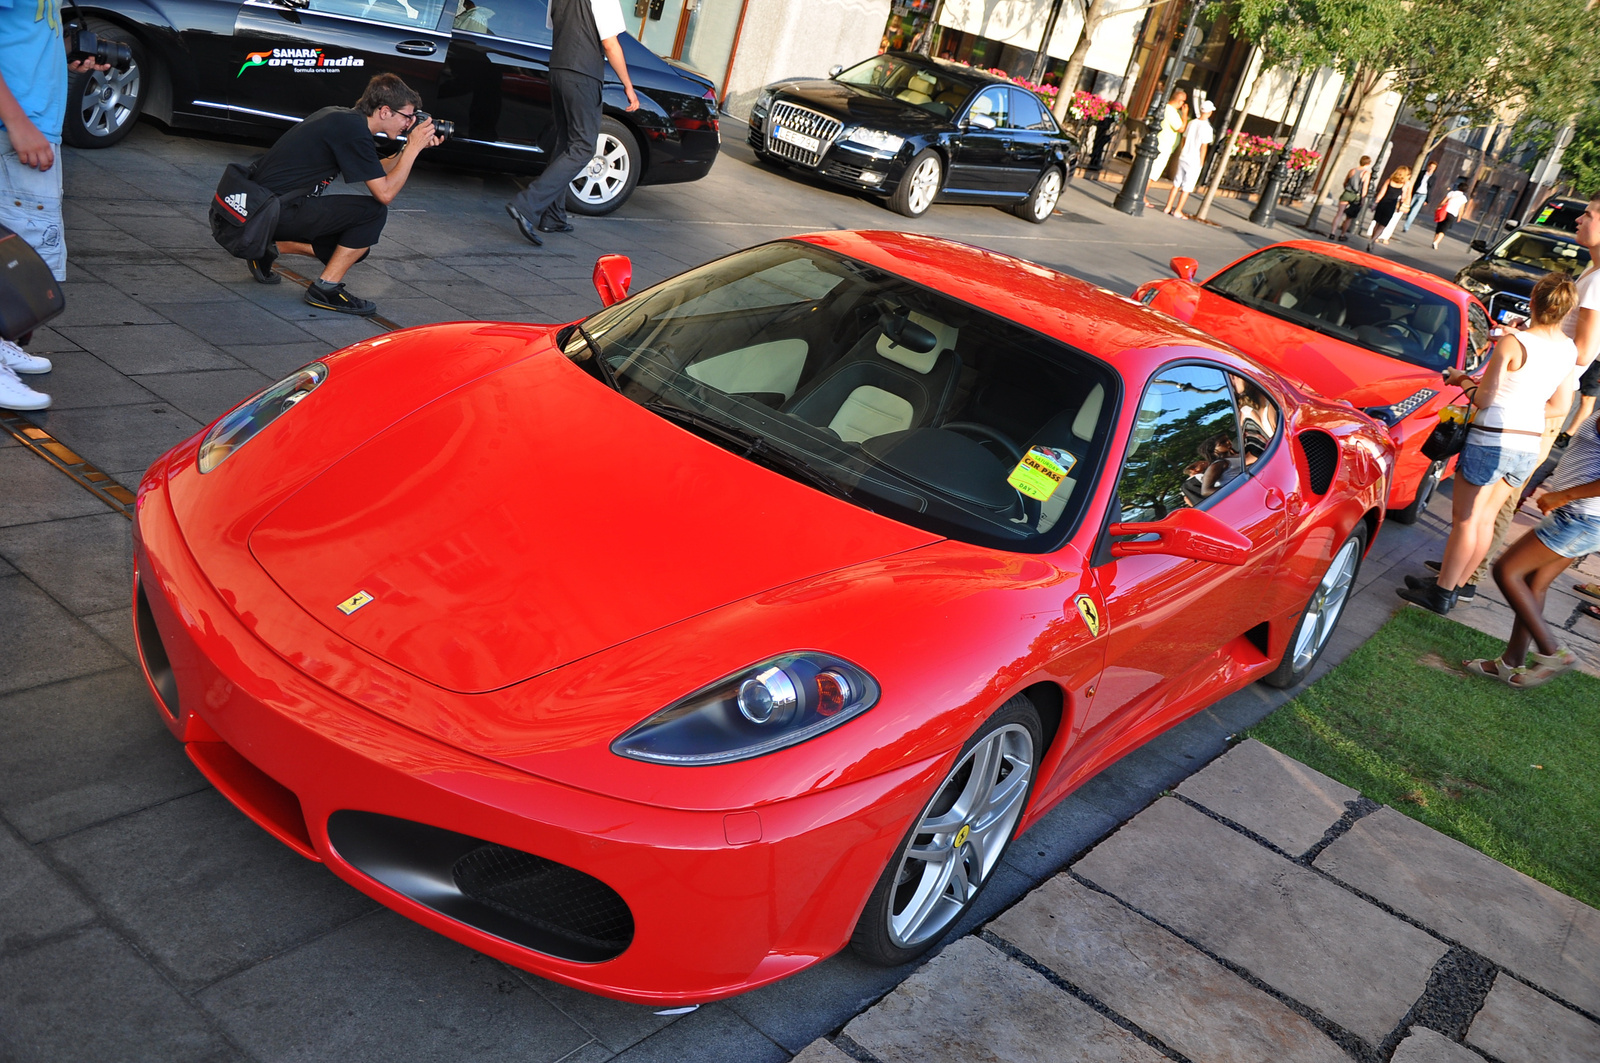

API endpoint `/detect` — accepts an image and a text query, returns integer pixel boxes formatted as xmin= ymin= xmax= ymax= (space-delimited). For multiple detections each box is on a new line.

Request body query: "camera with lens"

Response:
xmin=66 ymin=23 xmax=133 ymax=74
xmin=412 ymin=111 xmax=454 ymax=141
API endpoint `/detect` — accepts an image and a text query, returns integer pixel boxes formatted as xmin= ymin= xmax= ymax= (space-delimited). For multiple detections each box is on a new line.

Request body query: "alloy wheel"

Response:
xmin=1290 ymin=536 xmax=1359 ymax=673
xmin=1033 ymin=170 xmax=1063 ymax=220
xmin=78 ymin=63 xmax=141 ymax=140
xmin=569 ymin=132 xmax=632 ymax=208
xmin=906 ymin=157 xmax=940 ymax=215
xmin=886 ymin=723 xmax=1033 ymax=949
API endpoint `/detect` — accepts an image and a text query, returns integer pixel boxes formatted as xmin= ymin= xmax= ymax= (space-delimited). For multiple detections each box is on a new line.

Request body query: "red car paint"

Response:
xmin=133 ymin=231 xmax=1393 ymax=1003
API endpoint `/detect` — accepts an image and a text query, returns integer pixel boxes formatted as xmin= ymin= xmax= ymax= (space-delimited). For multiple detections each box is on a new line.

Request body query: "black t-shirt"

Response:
xmin=550 ymin=0 xmax=603 ymax=79
xmin=253 ymin=108 xmax=386 ymax=196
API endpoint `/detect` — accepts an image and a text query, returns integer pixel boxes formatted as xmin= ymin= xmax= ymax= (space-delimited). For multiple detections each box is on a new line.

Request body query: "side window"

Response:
xmin=1115 ymin=365 xmax=1240 ymax=523
xmin=1229 ymin=372 xmax=1280 ymax=460
xmin=1466 ymin=303 xmax=1491 ymax=369
xmin=1008 ymin=88 xmax=1045 ymax=131
xmin=969 ymin=87 xmax=1009 ymax=128
xmin=448 ymin=0 xmax=551 ymax=43
xmin=309 ymin=0 xmax=447 ymax=29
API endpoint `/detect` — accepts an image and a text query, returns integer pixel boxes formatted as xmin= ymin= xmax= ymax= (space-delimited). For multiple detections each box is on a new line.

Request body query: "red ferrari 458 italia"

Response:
xmin=1135 ymin=240 xmax=1493 ymax=523
xmin=133 ymin=231 xmax=1393 ymax=1003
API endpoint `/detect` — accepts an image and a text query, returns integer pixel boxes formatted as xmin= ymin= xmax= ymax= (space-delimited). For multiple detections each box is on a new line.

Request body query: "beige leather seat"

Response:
xmin=896 ymin=74 xmax=937 ymax=106
xmin=783 ymin=312 xmax=960 ymax=443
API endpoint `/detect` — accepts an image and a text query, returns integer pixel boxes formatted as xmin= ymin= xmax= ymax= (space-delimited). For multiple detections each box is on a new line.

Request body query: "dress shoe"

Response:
xmin=505 ymin=203 xmax=543 ymax=246
xmin=538 ymin=220 xmax=575 ymax=234
xmin=1397 ymin=580 xmax=1457 ymax=614
xmin=1405 ymin=573 xmax=1475 ymax=601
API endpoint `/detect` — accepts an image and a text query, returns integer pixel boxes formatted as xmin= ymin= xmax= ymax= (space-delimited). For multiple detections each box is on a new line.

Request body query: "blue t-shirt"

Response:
xmin=0 ymin=0 xmax=69 ymax=145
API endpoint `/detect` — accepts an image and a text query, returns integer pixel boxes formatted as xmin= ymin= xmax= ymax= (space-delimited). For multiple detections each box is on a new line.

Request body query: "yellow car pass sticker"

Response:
xmin=1007 ymin=445 xmax=1078 ymax=501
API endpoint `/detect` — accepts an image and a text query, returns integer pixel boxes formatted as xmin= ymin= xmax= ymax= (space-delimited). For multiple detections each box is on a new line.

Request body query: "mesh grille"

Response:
xmin=1298 ymin=430 xmax=1339 ymax=495
xmin=453 ymin=844 xmax=634 ymax=954
xmin=765 ymin=102 xmax=842 ymax=167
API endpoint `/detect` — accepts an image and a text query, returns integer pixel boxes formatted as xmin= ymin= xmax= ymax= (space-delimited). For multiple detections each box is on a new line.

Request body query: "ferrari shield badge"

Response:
xmin=337 ymin=590 xmax=374 ymax=615
xmin=1075 ymin=594 xmax=1101 ymax=637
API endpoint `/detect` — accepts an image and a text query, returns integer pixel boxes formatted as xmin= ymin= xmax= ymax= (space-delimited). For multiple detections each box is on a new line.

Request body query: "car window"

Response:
xmin=969 ymin=87 xmax=1009 ymax=128
xmin=1205 ymin=246 xmax=1463 ymax=371
xmin=1116 ymin=364 xmax=1242 ymax=522
xmin=447 ymin=0 xmax=549 ymax=42
xmin=309 ymin=0 xmax=447 ymax=30
xmin=1532 ymin=199 xmax=1585 ymax=232
xmin=1467 ymin=303 xmax=1490 ymax=368
xmin=835 ymin=55 xmax=975 ymax=119
xmin=1007 ymin=88 xmax=1051 ymax=132
xmin=662 ymin=256 xmax=846 ymax=317
xmin=1490 ymin=231 xmax=1589 ymax=277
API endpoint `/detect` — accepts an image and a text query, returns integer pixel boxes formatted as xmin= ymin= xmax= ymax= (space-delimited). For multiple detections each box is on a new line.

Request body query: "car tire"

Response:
xmin=62 ymin=19 xmax=147 ymax=149
xmin=1261 ymin=524 xmax=1367 ymax=689
xmin=1389 ymin=459 xmax=1444 ymax=525
xmin=888 ymin=149 xmax=942 ymax=218
xmin=565 ymin=117 xmax=641 ymax=216
xmin=1014 ymin=167 xmax=1064 ymax=224
xmin=851 ymin=693 xmax=1041 ymax=967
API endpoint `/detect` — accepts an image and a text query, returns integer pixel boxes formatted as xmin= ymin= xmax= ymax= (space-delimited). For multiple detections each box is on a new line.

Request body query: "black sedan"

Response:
xmin=1455 ymin=224 xmax=1590 ymax=327
xmin=65 ymin=0 xmax=720 ymax=214
xmin=747 ymin=52 xmax=1078 ymax=221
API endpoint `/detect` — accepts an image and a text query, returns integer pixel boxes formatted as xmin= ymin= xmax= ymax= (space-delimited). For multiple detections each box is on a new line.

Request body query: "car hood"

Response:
xmin=1455 ymin=258 xmax=1539 ymax=295
xmin=248 ymin=352 xmax=939 ymax=694
xmin=770 ymin=79 xmax=955 ymax=133
xmin=1179 ymin=285 xmax=1446 ymax=405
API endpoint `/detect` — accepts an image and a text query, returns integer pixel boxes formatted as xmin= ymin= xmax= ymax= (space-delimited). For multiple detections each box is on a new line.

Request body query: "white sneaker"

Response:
xmin=0 ymin=337 xmax=51 ymax=374
xmin=0 ymin=365 xmax=51 ymax=410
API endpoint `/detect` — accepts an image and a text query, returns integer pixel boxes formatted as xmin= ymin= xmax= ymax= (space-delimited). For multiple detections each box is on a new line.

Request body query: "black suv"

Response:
xmin=1455 ymin=225 xmax=1589 ymax=327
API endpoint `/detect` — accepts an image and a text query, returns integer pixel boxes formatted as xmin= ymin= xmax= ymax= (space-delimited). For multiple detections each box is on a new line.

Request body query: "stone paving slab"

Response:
xmin=1316 ymin=807 xmax=1600 ymax=1017
xmin=790 ymin=1039 xmax=855 ymax=1063
xmin=1391 ymin=1026 xmax=1484 ymax=1063
xmin=1074 ymin=797 xmax=1448 ymax=1043
xmin=989 ymin=875 xmax=1351 ymax=1063
xmin=839 ymin=936 xmax=1170 ymax=1063
xmin=1465 ymin=973 xmax=1600 ymax=1063
xmin=0 ymin=824 xmax=93 ymax=951
xmin=1175 ymin=738 xmax=1360 ymax=856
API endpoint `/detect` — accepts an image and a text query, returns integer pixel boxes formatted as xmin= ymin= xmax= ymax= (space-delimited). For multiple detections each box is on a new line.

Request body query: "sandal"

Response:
xmin=1463 ymin=657 xmax=1526 ymax=685
xmin=1575 ymin=583 xmax=1600 ymax=602
xmin=1580 ymin=602 xmax=1600 ymax=621
xmin=1511 ymin=647 xmax=1579 ymax=689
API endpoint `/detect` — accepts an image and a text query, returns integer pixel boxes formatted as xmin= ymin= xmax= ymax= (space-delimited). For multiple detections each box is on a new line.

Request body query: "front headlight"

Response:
xmin=842 ymin=128 xmax=905 ymax=154
xmin=1362 ymin=387 xmax=1436 ymax=428
xmin=611 ymin=652 xmax=879 ymax=765
xmin=751 ymin=89 xmax=775 ymax=119
xmin=198 ymin=362 xmax=327 ymax=473
xmin=1457 ymin=274 xmax=1493 ymax=296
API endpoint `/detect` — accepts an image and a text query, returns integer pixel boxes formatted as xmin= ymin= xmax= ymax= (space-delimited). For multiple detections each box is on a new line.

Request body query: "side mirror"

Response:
xmin=1170 ymin=256 xmax=1199 ymax=282
xmin=828 ymin=64 xmax=844 ymax=78
xmin=1470 ymin=239 xmax=1488 ymax=253
xmin=1108 ymin=507 xmax=1252 ymax=566
xmin=593 ymin=254 xmax=632 ymax=307
xmin=965 ymin=112 xmax=997 ymax=131
xmin=1503 ymin=219 xmax=1518 ymax=231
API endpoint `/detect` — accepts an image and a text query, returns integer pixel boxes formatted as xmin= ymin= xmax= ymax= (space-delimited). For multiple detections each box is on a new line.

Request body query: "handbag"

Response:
xmin=208 ymin=160 xmax=286 ymax=261
xmin=1420 ymin=404 xmax=1471 ymax=461
xmin=1433 ymin=203 xmax=1449 ymax=223
xmin=0 ymin=223 xmax=65 ymax=341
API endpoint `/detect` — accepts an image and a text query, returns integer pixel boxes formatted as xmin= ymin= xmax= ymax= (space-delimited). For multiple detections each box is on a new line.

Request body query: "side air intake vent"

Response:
xmin=328 ymin=811 xmax=634 ymax=962
xmin=1297 ymin=430 xmax=1338 ymax=495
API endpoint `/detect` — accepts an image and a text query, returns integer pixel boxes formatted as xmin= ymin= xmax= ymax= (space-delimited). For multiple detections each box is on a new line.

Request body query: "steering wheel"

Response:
xmin=1378 ymin=322 xmax=1423 ymax=344
xmin=941 ymin=421 xmax=1025 ymax=462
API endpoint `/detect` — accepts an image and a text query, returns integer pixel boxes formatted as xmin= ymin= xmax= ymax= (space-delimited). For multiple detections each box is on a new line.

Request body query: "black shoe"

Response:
xmin=538 ymin=219 xmax=575 ymax=234
xmin=304 ymin=281 xmax=376 ymax=317
xmin=1424 ymin=559 xmax=1441 ymax=573
xmin=1397 ymin=581 xmax=1458 ymax=614
xmin=505 ymin=203 xmax=543 ymax=246
xmin=1405 ymin=574 xmax=1476 ymax=601
xmin=247 ymin=245 xmax=280 ymax=285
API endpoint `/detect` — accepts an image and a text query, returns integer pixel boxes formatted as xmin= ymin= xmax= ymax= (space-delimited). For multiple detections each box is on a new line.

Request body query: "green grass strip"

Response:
xmin=1249 ymin=607 xmax=1600 ymax=908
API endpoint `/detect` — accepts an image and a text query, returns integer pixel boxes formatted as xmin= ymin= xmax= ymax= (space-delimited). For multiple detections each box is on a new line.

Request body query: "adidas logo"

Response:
xmin=224 ymin=192 xmax=249 ymax=218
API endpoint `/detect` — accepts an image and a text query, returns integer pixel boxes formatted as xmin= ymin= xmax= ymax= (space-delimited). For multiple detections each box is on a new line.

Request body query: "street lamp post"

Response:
xmin=1249 ymin=68 xmax=1314 ymax=228
xmin=1114 ymin=0 xmax=1209 ymax=215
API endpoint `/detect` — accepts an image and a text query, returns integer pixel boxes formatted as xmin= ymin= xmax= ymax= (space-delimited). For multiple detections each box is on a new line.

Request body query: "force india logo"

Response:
xmin=238 ymin=49 xmax=365 ymax=77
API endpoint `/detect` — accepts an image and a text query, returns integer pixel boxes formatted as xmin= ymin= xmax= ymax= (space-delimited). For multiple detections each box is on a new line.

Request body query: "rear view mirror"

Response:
xmin=593 ymin=254 xmax=632 ymax=307
xmin=880 ymin=311 xmax=937 ymax=353
xmin=1170 ymin=256 xmax=1199 ymax=282
xmin=1108 ymin=507 xmax=1252 ymax=565
xmin=1470 ymin=239 xmax=1487 ymax=253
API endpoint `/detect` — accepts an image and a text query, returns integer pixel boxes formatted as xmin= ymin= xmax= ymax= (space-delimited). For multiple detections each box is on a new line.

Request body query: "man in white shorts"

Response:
xmin=1164 ymin=99 xmax=1215 ymax=218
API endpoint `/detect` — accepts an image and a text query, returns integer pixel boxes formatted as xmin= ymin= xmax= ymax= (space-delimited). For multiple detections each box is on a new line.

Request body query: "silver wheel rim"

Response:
xmin=569 ymin=132 xmax=631 ymax=206
xmin=79 ymin=62 xmax=141 ymax=139
xmin=1033 ymin=170 xmax=1062 ymax=219
xmin=887 ymin=723 xmax=1033 ymax=949
xmin=1291 ymin=536 xmax=1359 ymax=672
xmin=906 ymin=157 xmax=940 ymax=214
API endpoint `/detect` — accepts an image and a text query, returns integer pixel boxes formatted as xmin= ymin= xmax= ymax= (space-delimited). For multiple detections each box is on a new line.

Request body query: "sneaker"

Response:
xmin=0 ymin=365 xmax=50 ymax=410
xmin=247 ymin=245 xmax=281 ymax=285
xmin=1397 ymin=580 xmax=1457 ymax=614
xmin=0 ymin=337 xmax=51 ymax=374
xmin=1405 ymin=573 xmax=1475 ymax=601
xmin=304 ymin=281 xmax=377 ymax=317
xmin=1424 ymin=559 xmax=1441 ymax=573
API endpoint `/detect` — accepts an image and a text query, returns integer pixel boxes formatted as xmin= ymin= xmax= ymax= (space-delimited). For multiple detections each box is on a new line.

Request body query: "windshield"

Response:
xmin=1491 ymin=230 xmax=1589 ymax=277
xmin=835 ymin=55 xmax=976 ymax=120
xmin=1531 ymin=200 xmax=1584 ymax=232
xmin=1205 ymin=246 xmax=1462 ymax=371
xmin=569 ymin=242 xmax=1116 ymax=552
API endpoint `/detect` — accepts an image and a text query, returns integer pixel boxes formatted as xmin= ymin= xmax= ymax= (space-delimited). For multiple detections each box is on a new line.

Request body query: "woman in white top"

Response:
xmin=1400 ymin=272 xmax=1579 ymax=613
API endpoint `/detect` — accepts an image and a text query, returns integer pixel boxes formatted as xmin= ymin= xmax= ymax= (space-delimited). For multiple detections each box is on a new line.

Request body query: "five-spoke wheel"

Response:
xmin=1263 ymin=526 xmax=1366 ymax=688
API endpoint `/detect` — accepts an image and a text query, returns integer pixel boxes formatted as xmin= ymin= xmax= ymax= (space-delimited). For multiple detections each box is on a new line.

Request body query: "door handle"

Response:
xmin=395 ymin=40 xmax=437 ymax=55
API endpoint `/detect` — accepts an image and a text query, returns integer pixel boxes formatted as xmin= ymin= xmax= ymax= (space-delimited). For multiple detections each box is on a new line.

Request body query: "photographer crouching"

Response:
xmin=245 ymin=73 xmax=442 ymax=316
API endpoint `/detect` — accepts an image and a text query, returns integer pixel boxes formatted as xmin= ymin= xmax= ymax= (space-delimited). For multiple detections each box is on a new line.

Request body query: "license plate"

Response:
xmin=774 ymin=125 xmax=821 ymax=154
xmin=1497 ymin=308 xmax=1528 ymax=325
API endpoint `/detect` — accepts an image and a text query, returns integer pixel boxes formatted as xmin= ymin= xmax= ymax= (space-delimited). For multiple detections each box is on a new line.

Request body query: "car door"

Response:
xmin=946 ymin=86 xmax=1010 ymax=195
xmin=1076 ymin=363 xmax=1291 ymax=748
xmin=428 ymin=0 xmax=557 ymax=168
xmin=1002 ymin=87 xmax=1054 ymax=192
xmin=230 ymin=0 xmax=451 ymax=125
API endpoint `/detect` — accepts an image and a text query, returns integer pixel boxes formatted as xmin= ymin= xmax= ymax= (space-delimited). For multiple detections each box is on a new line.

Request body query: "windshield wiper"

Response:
xmin=572 ymin=324 xmax=621 ymax=391
xmin=643 ymin=399 xmax=858 ymax=503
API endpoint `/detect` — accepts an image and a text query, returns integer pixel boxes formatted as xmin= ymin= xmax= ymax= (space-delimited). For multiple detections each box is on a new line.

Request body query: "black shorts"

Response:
xmin=274 ymin=193 xmax=387 ymax=262
xmin=1580 ymin=358 xmax=1600 ymax=398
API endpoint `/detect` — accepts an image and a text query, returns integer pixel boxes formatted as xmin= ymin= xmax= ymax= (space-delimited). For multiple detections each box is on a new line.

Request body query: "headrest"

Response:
xmin=1412 ymin=304 xmax=1449 ymax=334
xmin=877 ymin=312 xmax=956 ymax=373
xmin=1073 ymin=383 xmax=1105 ymax=441
xmin=908 ymin=74 xmax=936 ymax=95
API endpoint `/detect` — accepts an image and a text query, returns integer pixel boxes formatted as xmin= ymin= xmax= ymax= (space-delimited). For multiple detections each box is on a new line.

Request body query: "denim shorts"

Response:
xmin=1535 ymin=506 xmax=1600 ymax=558
xmin=0 ymin=128 xmax=66 ymax=282
xmin=1459 ymin=438 xmax=1538 ymax=487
